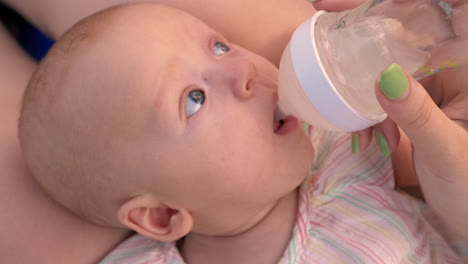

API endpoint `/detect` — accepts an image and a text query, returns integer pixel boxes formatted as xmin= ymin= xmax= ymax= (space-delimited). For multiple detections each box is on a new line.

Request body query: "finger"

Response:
xmin=375 ymin=63 xmax=465 ymax=155
xmin=351 ymin=128 xmax=372 ymax=153
xmin=373 ymin=117 xmax=400 ymax=156
xmin=351 ymin=117 xmax=400 ymax=155
xmin=310 ymin=0 xmax=366 ymax=12
xmin=450 ymin=0 xmax=468 ymax=40
xmin=441 ymin=88 xmax=468 ymax=130
xmin=391 ymin=128 xmax=419 ymax=187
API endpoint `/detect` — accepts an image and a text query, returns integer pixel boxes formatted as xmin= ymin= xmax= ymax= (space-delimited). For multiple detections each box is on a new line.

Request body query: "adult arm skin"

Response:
xmin=1 ymin=0 xmax=317 ymax=67
xmin=0 ymin=22 xmax=131 ymax=264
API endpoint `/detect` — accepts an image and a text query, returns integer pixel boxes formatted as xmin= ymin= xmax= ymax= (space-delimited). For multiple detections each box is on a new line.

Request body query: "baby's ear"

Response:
xmin=117 ymin=195 xmax=193 ymax=242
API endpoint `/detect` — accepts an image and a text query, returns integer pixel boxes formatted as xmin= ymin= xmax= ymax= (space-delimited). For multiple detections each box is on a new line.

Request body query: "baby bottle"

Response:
xmin=278 ymin=0 xmax=467 ymax=131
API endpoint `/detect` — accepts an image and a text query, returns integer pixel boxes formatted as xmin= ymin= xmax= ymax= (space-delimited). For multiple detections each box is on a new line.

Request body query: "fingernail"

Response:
xmin=351 ymin=133 xmax=360 ymax=153
xmin=375 ymin=132 xmax=390 ymax=157
xmin=307 ymin=0 xmax=319 ymax=2
xmin=379 ymin=63 xmax=409 ymax=99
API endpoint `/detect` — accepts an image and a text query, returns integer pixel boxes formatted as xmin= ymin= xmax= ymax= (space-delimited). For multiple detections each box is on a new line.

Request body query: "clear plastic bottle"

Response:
xmin=278 ymin=0 xmax=467 ymax=131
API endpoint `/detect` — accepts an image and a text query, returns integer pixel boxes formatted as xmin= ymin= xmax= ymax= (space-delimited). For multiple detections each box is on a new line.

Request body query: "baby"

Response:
xmin=18 ymin=3 xmax=465 ymax=264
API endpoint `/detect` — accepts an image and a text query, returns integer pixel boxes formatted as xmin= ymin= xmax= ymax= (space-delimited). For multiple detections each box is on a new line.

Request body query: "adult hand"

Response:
xmin=312 ymin=0 xmax=468 ymax=240
xmin=376 ymin=62 xmax=468 ymax=241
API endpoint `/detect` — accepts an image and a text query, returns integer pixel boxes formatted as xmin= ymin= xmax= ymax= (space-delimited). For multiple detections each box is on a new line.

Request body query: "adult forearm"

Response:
xmin=3 ymin=0 xmax=317 ymax=67
xmin=0 ymin=21 xmax=131 ymax=264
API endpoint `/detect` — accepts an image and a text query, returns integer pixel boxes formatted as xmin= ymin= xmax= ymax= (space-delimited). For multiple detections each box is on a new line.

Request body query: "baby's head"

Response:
xmin=19 ymin=3 xmax=314 ymax=242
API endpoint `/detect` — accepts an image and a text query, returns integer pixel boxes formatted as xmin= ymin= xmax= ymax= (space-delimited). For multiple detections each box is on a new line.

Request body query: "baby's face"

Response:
xmin=71 ymin=5 xmax=314 ymax=235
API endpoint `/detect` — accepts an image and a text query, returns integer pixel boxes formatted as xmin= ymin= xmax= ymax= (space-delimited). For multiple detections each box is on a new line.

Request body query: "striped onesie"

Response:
xmin=100 ymin=127 xmax=467 ymax=263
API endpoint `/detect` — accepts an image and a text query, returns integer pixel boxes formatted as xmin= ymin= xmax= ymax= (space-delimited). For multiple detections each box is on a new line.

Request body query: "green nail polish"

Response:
xmin=379 ymin=63 xmax=409 ymax=99
xmin=352 ymin=134 xmax=360 ymax=153
xmin=307 ymin=0 xmax=319 ymax=2
xmin=375 ymin=132 xmax=390 ymax=157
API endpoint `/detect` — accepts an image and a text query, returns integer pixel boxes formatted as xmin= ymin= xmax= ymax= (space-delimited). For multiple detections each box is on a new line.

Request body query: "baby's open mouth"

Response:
xmin=274 ymin=106 xmax=298 ymax=134
xmin=274 ymin=106 xmax=287 ymax=132
xmin=274 ymin=119 xmax=285 ymax=132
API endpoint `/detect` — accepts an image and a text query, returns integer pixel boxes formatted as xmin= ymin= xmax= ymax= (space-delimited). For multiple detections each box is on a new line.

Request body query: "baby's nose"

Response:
xmin=223 ymin=60 xmax=257 ymax=100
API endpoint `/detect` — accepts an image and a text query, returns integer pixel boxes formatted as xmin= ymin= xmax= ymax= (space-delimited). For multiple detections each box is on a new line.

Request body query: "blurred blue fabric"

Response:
xmin=0 ymin=3 xmax=54 ymax=61
xmin=18 ymin=23 xmax=54 ymax=61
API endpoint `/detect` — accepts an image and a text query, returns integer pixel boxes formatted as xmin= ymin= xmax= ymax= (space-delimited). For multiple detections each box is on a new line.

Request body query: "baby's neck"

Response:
xmin=180 ymin=189 xmax=299 ymax=264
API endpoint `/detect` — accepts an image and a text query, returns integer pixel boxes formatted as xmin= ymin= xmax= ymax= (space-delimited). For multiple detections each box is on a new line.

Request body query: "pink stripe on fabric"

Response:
xmin=367 ymin=165 xmax=393 ymax=187
xmin=312 ymin=208 xmax=391 ymax=262
xmin=351 ymin=185 xmax=394 ymax=210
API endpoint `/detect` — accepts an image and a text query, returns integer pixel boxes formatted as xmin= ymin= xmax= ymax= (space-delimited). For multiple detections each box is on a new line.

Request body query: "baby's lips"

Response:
xmin=273 ymin=104 xmax=298 ymax=134
xmin=275 ymin=115 xmax=298 ymax=135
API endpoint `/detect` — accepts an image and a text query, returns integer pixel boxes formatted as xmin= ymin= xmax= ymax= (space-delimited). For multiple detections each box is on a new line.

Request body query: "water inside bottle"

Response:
xmin=314 ymin=0 xmax=454 ymax=121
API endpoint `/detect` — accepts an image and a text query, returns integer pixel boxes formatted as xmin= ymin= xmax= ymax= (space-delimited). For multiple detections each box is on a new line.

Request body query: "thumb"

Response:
xmin=375 ymin=63 xmax=460 ymax=153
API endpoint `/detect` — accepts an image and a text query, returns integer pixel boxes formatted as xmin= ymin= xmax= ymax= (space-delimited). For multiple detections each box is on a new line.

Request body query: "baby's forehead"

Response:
xmin=103 ymin=4 xmax=212 ymax=39
xmin=60 ymin=5 xmax=210 ymax=76
xmin=89 ymin=6 xmax=216 ymax=75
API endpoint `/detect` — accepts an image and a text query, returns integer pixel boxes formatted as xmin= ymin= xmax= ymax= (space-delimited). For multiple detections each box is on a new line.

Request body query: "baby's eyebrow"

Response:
xmin=150 ymin=56 xmax=182 ymax=115
xmin=156 ymin=56 xmax=180 ymax=92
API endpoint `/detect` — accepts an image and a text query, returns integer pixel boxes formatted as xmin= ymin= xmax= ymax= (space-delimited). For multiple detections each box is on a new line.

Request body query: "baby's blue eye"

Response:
xmin=185 ymin=90 xmax=205 ymax=118
xmin=214 ymin=41 xmax=230 ymax=56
